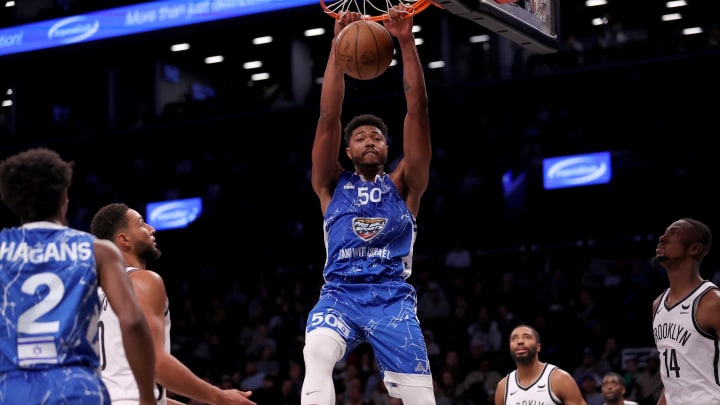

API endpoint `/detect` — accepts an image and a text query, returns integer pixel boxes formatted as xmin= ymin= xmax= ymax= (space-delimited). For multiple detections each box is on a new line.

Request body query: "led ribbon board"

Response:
xmin=542 ymin=151 xmax=612 ymax=190
xmin=0 ymin=0 xmax=317 ymax=57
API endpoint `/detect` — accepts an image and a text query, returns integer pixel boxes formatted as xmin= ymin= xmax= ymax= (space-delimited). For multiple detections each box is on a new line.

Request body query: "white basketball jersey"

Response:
xmin=98 ymin=267 xmax=171 ymax=405
xmin=502 ymin=363 xmax=561 ymax=405
xmin=652 ymin=280 xmax=720 ymax=405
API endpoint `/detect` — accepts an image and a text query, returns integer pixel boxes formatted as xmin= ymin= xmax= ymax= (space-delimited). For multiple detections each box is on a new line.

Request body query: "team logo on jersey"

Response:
xmin=352 ymin=217 xmax=386 ymax=241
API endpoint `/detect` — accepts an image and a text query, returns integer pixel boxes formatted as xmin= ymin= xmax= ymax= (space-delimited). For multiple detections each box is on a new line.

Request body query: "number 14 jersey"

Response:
xmin=652 ymin=280 xmax=720 ymax=404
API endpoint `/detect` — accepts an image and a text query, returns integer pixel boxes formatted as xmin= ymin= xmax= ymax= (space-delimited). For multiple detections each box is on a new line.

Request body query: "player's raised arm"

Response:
xmin=312 ymin=12 xmax=363 ymax=213
xmin=383 ymin=4 xmax=431 ymax=216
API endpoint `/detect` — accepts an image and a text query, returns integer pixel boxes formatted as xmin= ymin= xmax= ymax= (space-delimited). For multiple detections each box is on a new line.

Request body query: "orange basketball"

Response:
xmin=335 ymin=20 xmax=394 ymax=80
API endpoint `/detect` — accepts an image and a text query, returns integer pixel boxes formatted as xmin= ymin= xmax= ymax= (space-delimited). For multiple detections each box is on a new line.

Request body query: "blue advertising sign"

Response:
xmin=542 ymin=151 xmax=612 ymax=190
xmin=0 ymin=0 xmax=317 ymax=57
xmin=146 ymin=196 xmax=202 ymax=231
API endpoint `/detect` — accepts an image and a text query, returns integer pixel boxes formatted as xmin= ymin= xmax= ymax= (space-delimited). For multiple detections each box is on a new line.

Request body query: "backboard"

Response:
xmin=435 ymin=0 xmax=560 ymax=54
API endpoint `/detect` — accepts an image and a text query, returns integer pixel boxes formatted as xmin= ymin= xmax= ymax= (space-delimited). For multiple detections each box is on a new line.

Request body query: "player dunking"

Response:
xmin=651 ymin=217 xmax=720 ymax=404
xmin=301 ymin=4 xmax=435 ymax=405
xmin=91 ymin=202 xmax=256 ymax=405
xmin=0 ymin=148 xmax=156 ymax=405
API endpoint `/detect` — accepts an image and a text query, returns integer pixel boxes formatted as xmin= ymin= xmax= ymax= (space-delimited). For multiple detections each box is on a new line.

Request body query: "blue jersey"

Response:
xmin=306 ymin=171 xmax=433 ymax=396
xmin=0 ymin=222 xmax=102 ymax=372
xmin=323 ymin=171 xmax=416 ymax=283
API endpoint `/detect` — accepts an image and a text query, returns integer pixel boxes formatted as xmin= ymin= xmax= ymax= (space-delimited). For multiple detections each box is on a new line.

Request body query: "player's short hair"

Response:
xmin=603 ymin=371 xmax=624 ymax=384
xmin=0 ymin=147 xmax=74 ymax=222
xmin=91 ymin=203 xmax=130 ymax=241
xmin=513 ymin=324 xmax=541 ymax=343
xmin=343 ymin=114 xmax=389 ymax=145
xmin=681 ymin=217 xmax=712 ymax=259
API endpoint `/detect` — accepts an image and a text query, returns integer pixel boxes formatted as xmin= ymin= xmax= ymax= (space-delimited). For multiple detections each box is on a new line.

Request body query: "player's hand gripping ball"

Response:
xmin=335 ymin=19 xmax=394 ymax=80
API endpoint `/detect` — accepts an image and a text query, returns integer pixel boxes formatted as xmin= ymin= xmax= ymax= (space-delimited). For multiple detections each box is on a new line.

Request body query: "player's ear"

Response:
xmin=689 ymin=242 xmax=704 ymax=257
xmin=536 ymin=342 xmax=542 ymax=353
xmin=116 ymin=232 xmax=131 ymax=248
xmin=345 ymin=147 xmax=352 ymax=159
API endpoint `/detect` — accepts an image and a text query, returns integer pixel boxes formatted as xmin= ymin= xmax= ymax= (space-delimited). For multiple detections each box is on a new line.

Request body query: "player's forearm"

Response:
xmin=397 ymin=35 xmax=428 ymax=112
xmin=318 ymin=39 xmax=345 ymax=122
xmin=121 ymin=325 xmax=157 ymax=403
xmin=156 ymin=353 xmax=223 ymax=404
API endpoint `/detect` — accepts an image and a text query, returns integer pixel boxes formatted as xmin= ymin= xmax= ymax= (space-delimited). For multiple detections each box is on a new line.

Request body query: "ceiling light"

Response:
xmin=304 ymin=28 xmax=325 ymax=37
xmin=243 ymin=61 xmax=262 ymax=69
xmin=251 ymin=72 xmax=270 ymax=81
xmin=204 ymin=55 xmax=224 ymax=64
xmin=585 ymin=0 xmax=607 ymax=7
xmin=253 ymin=36 xmax=273 ymax=45
xmin=666 ymin=0 xmax=687 ymax=8
xmin=661 ymin=13 xmax=682 ymax=21
xmin=470 ymin=34 xmax=490 ymax=43
xmin=170 ymin=43 xmax=190 ymax=52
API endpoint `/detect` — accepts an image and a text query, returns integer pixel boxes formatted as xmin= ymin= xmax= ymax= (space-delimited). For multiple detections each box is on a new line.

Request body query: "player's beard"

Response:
xmin=511 ymin=346 xmax=537 ymax=365
xmin=138 ymin=241 xmax=162 ymax=263
xmin=650 ymin=255 xmax=669 ymax=266
xmin=354 ymin=150 xmax=386 ymax=170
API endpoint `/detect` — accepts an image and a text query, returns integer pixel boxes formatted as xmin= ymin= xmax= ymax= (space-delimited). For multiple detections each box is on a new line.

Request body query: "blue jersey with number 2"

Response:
xmin=0 ymin=222 xmax=108 ymax=404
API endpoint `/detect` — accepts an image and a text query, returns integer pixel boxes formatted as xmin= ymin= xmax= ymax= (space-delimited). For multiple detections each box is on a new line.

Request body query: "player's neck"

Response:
xmin=667 ymin=272 xmax=704 ymax=303
xmin=355 ymin=166 xmax=384 ymax=181
xmin=124 ymin=254 xmax=147 ymax=270
xmin=516 ymin=360 xmax=544 ymax=385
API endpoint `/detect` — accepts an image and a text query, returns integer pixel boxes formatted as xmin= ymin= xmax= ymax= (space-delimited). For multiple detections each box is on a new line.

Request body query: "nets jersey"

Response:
xmin=0 ymin=222 xmax=101 ymax=372
xmin=98 ymin=266 xmax=171 ymax=404
xmin=323 ymin=171 xmax=416 ymax=283
xmin=502 ymin=363 xmax=561 ymax=405
xmin=652 ymin=280 xmax=720 ymax=404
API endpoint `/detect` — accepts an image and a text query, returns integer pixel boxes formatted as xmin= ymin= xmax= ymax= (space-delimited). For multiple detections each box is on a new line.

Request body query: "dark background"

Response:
xmin=1 ymin=2 xmax=718 ymax=401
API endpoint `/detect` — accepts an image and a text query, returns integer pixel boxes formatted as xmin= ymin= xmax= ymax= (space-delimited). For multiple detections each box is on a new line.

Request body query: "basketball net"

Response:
xmin=320 ymin=0 xmax=438 ymax=21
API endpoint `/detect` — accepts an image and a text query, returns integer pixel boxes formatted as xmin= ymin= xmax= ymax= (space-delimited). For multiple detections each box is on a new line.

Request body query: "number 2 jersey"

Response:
xmin=0 ymin=222 xmax=101 ymax=372
xmin=652 ymin=280 xmax=720 ymax=404
xmin=98 ymin=266 xmax=170 ymax=404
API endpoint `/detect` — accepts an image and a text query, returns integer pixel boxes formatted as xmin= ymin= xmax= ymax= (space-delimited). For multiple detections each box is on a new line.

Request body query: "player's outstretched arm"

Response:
xmin=95 ymin=239 xmax=156 ymax=405
xmin=383 ymin=3 xmax=430 ymax=216
xmin=551 ymin=368 xmax=587 ymax=405
xmin=131 ymin=270 xmax=256 ymax=405
xmin=312 ymin=12 xmax=362 ymax=213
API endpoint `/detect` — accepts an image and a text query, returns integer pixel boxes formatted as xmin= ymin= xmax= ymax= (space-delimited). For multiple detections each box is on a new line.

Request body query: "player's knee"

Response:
xmin=303 ymin=330 xmax=344 ymax=369
xmin=392 ymin=383 xmax=435 ymax=405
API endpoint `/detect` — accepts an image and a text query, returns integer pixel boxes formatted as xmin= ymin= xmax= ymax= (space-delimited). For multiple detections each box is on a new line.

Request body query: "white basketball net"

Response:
xmin=321 ymin=0 xmax=433 ymax=20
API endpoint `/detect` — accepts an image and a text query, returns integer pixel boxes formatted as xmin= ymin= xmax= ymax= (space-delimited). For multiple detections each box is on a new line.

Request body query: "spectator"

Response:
xmin=445 ymin=239 xmax=473 ymax=270
xmin=458 ymin=354 xmax=502 ymax=405
xmin=634 ymin=355 xmax=663 ymax=405
xmin=467 ymin=306 xmax=503 ymax=354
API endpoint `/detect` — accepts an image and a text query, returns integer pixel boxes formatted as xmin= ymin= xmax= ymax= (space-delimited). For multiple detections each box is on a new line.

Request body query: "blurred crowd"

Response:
xmin=158 ymin=235 xmax=704 ymax=405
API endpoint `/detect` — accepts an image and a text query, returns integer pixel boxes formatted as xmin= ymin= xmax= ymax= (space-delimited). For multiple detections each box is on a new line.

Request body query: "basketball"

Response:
xmin=335 ymin=20 xmax=394 ymax=80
